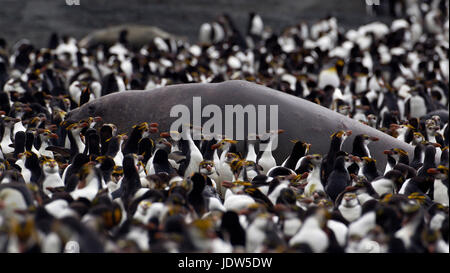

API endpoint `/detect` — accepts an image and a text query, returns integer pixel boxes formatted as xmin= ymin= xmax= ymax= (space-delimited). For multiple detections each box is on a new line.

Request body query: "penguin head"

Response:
xmin=331 ymin=130 xmax=352 ymax=141
xmin=215 ymin=139 xmax=237 ymax=151
xmin=362 ymin=134 xmax=379 ymax=145
xmin=2 ymin=116 xmax=20 ymax=127
xmin=221 ymin=180 xmax=252 ymax=194
xmin=400 ymin=197 xmax=422 ymax=215
xmin=367 ymin=114 xmax=378 ymax=126
xmin=384 ymin=148 xmax=408 ymax=161
xmin=229 ymin=158 xmax=245 ymax=176
xmin=343 ymin=155 xmax=355 ymax=168
xmin=65 ymin=120 xmax=89 ymax=134
xmin=37 ymin=128 xmax=58 ymax=142
xmin=427 ymin=165 xmax=448 ymax=180
xmin=384 ymin=170 xmax=405 ymax=187
xmin=198 ymin=160 xmax=216 ymax=176
xmin=425 ymin=119 xmax=439 ymax=134
xmin=225 ymin=152 xmax=240 ymax=164
xmin=42 ymin=158 xmax=59 ymax=174
xmin=290 ymin=140 xmax=311 ymax=156
xmin=289 ymin=173 xmax=309 ymax=191
xmin=412 ymin=132 xmax=425 ymax=144
xmin=340 ymin=192 xmax=359 ymax=208
xmin=244 ymin=160 xmax=262 ymax=173
xmin=304 ymin=154 xmax=322 ymax=166
xmin=111 ymin=166 xmax=123 ymax=183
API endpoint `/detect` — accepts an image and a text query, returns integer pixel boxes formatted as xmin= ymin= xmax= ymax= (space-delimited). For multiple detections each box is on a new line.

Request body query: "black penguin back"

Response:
xmin=325 ymin=156 xmax=350 ymax=202
xmin=13 ymin=131 xmax=26 ymax=158
xmin=284 ymin=141 xmax=308 ymax=170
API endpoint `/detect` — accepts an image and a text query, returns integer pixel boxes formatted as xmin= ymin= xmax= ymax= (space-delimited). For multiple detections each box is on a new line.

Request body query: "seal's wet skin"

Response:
xmin=67 ymin=80 xmax=420 ymax=170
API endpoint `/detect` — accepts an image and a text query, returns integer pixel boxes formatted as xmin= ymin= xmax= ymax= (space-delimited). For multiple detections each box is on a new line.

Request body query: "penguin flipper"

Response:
xmin=168 ymin=151 xmax=186 ymax=163
xmin=46 ymin=146 xmax=72 ymax=157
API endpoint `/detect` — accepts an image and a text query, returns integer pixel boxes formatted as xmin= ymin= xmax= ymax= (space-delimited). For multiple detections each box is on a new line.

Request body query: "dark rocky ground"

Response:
xmin=0 ymin=0 xmax=394 ymax=48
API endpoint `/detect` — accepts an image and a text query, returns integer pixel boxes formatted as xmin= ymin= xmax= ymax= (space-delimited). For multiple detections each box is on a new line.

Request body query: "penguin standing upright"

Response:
xmin=244 ymin=139 xmax=258 ymax=163
xmin=150 ymin=148 xmax=177 ymax=176
xmin=122 ymin=122 xmax=148 ymax=156
xmin=337 ymin=192 xmax=362 ymax=223
xmin=177 ymin=126 xmax=203 ymax=178
xmin=303 ymin=154 xmax=324 ymax=197
xmin=257 ymin=130 xmax=283 ymax=175
xmin=220 ymin=211 xmax=246 ymax=248
xmin=383 ymin=148 xmax=409 ymax=174
xmin=40 ymin=159 xmax=64 ymax=197
xmin=289 ymin=208 xmax=329 ymax=252
xmin=321 ymin=130 xmax=352 ymax=185
xmin=404 ymin=88 xmax=427 ymax=119
xmin=282 ymin=140 xmax=311 ymax=170
xmin=187 ymin=173 xmax=208 ymax=218
xmin=247 ymin=12 xmax=264 ymax=47
xmin=361 ymin=157 xmax=381 ymax=182
xmin=417 ymin=144 xmax=437 ymax=177
xmin=426 ymin=166 xmax=448 ymax=206
xmin=1 ymin=117 xmax=19 ymax=155
xmin=111 ymin=154 xmax=142 ymax=211
xmin=24 ymin=151 xmax=42 ymax=185
xmin=371 ymin=169 xmax=405 ymax=196
xmin=325 ymin=155 xmax=353 ymax=202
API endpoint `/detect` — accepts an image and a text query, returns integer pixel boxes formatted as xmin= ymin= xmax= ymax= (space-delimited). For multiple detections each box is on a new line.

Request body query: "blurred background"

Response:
xmin=0 ymin=0 xmax=395 ymax=48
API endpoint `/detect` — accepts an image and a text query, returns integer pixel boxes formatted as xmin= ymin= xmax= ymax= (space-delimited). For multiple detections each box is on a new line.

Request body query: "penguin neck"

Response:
xmin=357 ymin=163 xmax=365 ymax=177
xmin=386 ymin=156 xmax=396 ymax=172
xmin=403 ymin=210 xmax=423 ymax=233
xmin=354 ymin=138 xmax=369 ymax=157
xmin=220 ymin=145 xmax=230 ymax=163
xmin=71 ymin=130 xmax=85 ymax=154
xmin=308 ymin=164 xmax=322 ymax=182
xmin=339 ymin=137 xmax=347 ymax=150
xmin=171 ymin=142 xmax=180 ymax=153
xmin=44 ymin=171 xmax=61 ymax=180
xmin=261 ymin=138 xmax=274 ymax=157
xmin=213 ymin=149 xmax=220 ymax=163
xmin=246 ymin=143 xmax=257 ymax=161
xmin=303 ymin=216 xmax=321 ymax=229
xmin=84 ymin=174 xmax=100 ymax=190
xmin=39 ymin=138 xmax=50 ymax=151
xmin=13 ymin=120 xmax=25 ymax=132
xmin=334 ymin=160 xmax=348 ymax=173
xmin=329 ymin=137 xmax=343 ymax=155
xmin=2 ymin=127 xmax=12 ymax=143
xmin=16 ymin=157 xmax=26 ymax=168
xmin=186 ymin=136 xmax=202 ymax=165
xmin=427 ymin=132 xmax=436 ymax=143
xmin=286 ymin=145 xmax=304 ymax=168
xmin=118 ymin=138 xmax=124 ymax=153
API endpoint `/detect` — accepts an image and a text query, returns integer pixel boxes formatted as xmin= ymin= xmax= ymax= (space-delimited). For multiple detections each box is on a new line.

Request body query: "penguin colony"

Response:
xmin=0 ymin=0 xmax=448 ymax=253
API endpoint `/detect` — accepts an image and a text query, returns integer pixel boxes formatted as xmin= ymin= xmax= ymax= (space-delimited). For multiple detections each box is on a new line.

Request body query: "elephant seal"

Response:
xmin=65 ymin=80 xmax=420 ymax=171
xmin=78 ymin=24 xmax=186 ymax=48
